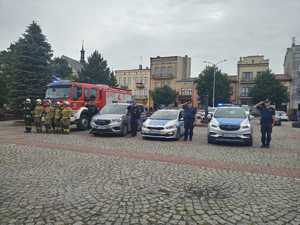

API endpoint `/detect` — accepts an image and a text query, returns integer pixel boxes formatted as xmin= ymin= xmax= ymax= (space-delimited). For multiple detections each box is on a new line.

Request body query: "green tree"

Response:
xmin=196 ymin=66 xmax=230 ymax=106
xmin=110 ymin=71 xmax=118 ymax=87
xmin=0 ymin=50 xmax=11 ymax=106
xmin=249 ymin=70 xmax=289 ymax=108
xmin=78 ymin=50 xmax=114 ymax=85
xmin=8 ymin=21 xmax=53 ymax=112
xmin=50 ymin=57 xmax=74 ymax=80
xmin=151 ymin=85 xmax=177 ymax=107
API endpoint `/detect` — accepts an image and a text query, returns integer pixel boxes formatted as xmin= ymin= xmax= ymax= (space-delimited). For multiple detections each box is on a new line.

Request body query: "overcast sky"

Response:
xmin=1 ymin=0 xmax=300 ymax=76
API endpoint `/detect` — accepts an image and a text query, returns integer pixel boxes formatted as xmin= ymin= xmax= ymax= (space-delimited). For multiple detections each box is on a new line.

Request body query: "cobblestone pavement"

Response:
xmin=0 ymin=121 xmax=299 ymax=225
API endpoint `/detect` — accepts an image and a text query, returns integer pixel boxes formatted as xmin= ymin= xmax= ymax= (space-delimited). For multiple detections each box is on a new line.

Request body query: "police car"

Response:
xmin=207 ymin=106 xmax=253 ymax=146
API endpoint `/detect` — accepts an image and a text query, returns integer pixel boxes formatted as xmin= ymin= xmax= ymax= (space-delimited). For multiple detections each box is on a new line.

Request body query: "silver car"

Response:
xmin=207 ymin=107 xmax=253 ymax=146
xmin=90 ymin=103 xmax=131 ymax=136
xmin=141 ymin=109 xmax=184 ymax=140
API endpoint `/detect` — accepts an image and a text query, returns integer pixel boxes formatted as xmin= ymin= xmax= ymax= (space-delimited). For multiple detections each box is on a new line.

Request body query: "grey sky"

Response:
xmin=1 ymin=0 xmax=300 ymax=76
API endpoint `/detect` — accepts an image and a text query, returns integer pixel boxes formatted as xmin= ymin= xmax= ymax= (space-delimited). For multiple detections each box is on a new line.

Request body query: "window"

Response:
xmin=154 ymin=67 xmax=160 ymax=74
xmin=257 ymin=71 xmax=264 ymax=76
xmin=123 ymin=77 xmax=126 ymax=85
xmin=242 ymin=72 xmax=253 ymax=81
xmin=91 ymin=88 xmax=97 ymax=98
xmin=161 ymin=67 xmax=166 ymax=76
xmin=84 ymin=88 xmax=89 ymax=99
xmin=181 ymin=88 xmax=192 ymax=96
xmin=241 ymin=87 xmax=250 ymax=97
xmin=167 ymin=66 xmax=173 ymax=75
xmin=73 ymin=86 xmax=82 ymax=100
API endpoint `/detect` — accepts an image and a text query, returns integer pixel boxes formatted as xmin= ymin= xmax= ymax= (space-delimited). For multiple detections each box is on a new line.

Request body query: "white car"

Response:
xmin=208 ymin=107 xmax=253 ymax=146
xmin=141 ymin=109 xmax=184 ymax=140
xmin=278 ymin=111 xmax=289 ymax=121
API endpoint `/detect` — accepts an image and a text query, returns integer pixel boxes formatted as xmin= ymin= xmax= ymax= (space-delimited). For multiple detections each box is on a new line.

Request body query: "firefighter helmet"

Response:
xmin=25 ymin=98 xmax=31 ymax=103
xmin=36 ymin=99 xmax=42 ymax=104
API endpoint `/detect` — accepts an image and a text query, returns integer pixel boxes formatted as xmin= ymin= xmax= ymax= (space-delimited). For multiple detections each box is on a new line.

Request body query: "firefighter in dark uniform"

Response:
xmin=24 ymin=98 xmax=33 ymax=133
xmin=127 ymin=102 xmax=140 ymax=137
xmin=61 ymin=101 xmax=73 ymax=134
xmin=255 ymin=99 xmax=275 ymax=148
xmin=183 ymin=101 xmax=197 ymax=141
xmin=33 ymin=99 xmax=44 ymax=133
xmin=86 ymin=95 xmax=98 ymax=129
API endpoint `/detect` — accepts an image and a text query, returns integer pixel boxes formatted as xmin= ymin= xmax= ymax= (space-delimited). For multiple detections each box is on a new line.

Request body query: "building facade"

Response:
xmin=237 ymin=55 xmax=269 ymax=105
xmin=150 ymin=55 xmax=191 ymax=90
xmin=284 ymin=40 xmax=300 ymax=111
xmin=228 ymin=75 xmax=238 ymax=104
xmin=115 ymin=66 xmax=150 ymax=106
xmin=175 ymin=78 xmax=199 ymax=107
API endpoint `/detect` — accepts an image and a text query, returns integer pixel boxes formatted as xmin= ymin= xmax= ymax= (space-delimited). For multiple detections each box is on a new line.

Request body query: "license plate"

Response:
xmin=223 ymin=133 xmax=236 ymax=138
xmin=149 ymin=130 xmax=160 ymax=134
xmin=97 ymin=126 xmax=107 ymax=129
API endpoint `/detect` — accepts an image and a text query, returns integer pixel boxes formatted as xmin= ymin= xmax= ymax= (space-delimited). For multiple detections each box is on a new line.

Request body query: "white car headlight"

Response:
xmin=210 ymin=118 xmax=219 ymax=128
xmin=165 ymin=124 xmax=176 ymax=129
xmin=241 ymin=120 xmax=251 ymax=129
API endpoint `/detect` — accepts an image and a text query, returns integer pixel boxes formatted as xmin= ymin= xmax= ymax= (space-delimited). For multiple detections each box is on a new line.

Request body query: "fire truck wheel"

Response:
xmin=77 ymin=113 xmax=89 ymax=130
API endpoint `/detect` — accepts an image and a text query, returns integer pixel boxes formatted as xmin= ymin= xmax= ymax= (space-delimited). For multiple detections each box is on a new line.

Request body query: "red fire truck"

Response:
xmin=45 ymin=80 xmax=132 ymax=130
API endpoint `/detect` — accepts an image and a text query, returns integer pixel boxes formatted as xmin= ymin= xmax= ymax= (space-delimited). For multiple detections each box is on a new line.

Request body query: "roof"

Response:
xmin=274 ymin=74 xmax=292 ymax=81
xmin=61 ymin=55 xmax=83 ymax=73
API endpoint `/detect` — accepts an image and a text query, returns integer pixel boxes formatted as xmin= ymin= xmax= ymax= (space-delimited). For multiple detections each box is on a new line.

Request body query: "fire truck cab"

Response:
xmin=45 ymin=80 xmax=132 ymax=130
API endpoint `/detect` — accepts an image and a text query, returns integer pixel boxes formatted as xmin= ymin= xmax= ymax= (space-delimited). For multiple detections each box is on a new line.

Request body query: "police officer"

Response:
xmin=43 ymin=100 xmax=55 ymax=133
xmin=54 ymin=101 xmax=63 ymax=133
xmin=24 ymin=98 xmax=33 ymax=133
xmin=183 ymin=101 xmax=197 ymax=141
xmin=127 ymin=102 xmax=140 ymax=137
xmin=255 ymin=99 xmax=275 ymax=148
xmin=33 ymin=99 xmax=44 ymax=133
xmin=61 ymin=101 xmax=73 ymax=134
xmin=86 ymin=96 xmax=98 ymax=129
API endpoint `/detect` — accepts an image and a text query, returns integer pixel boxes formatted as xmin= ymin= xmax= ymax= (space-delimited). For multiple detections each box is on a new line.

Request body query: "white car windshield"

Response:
xmin=150 ymin=110 xmax=178 ymax=120
xmin=214 ymin=108 xmax=247 ymax=119
xmin=100 ymin=104 xmax=128 ymax=115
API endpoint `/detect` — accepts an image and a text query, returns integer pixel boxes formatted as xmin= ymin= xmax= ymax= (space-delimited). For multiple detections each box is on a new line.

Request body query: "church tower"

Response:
xmin=80 ymin=41 xmax=85 ymax=64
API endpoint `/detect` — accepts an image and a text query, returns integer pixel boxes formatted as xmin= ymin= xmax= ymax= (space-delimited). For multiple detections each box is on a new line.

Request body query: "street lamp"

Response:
xmin=203 ymin=59 xmax=227 ymax=108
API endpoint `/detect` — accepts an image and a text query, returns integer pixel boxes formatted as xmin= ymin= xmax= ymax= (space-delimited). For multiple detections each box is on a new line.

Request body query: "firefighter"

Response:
xmin=54 ymin=101 xmax=63 ymax=133
xmin=33 ymin=99 xmax=44 ymax=133
xmin=24 ymin=98 xmax=33 ymax=133
xmin=43 ymin=100 xmax=55 ymax=133
xmin=61 ymin=101 xmax=73 ymax=134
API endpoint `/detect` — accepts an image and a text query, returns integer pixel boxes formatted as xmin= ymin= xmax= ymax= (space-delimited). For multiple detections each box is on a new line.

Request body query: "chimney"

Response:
xmin=292 ymin=37 xmax=296 ymax=47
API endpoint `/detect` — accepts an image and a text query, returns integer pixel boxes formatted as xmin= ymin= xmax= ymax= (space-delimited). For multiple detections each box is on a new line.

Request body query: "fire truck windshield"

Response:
xmin=45 ymin=85 xmax=71 ymax=99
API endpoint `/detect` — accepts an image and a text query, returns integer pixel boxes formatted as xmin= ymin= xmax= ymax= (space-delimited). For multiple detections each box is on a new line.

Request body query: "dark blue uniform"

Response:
xmin=128 ymin=105 xmax=140 ymax=137
xmin=183 ymin=106 xmax=197 ymax=141
xmin=257 ymin=106 xmax=275 ymax=147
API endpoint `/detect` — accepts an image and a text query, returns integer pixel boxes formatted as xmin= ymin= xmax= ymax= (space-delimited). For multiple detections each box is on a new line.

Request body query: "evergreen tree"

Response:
xmin=249 ymin=70 xmax=289 ymax=108
xmin=50 ymin=57 xmax=74 ymax=80
xmin=196 ymin=66 xmax=230 ymax=106
xmin=151 ymin=85 xmax=177 ymax=107
xmin=110 ymin=71 xmax=118 ymax=87
xmin=0 ymin=50 xmax=11 ymax=106
xmin=8 ymin=21 xmax=52 ymax=112
xmin=79 ymin=50 xmax=113 ymax=85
